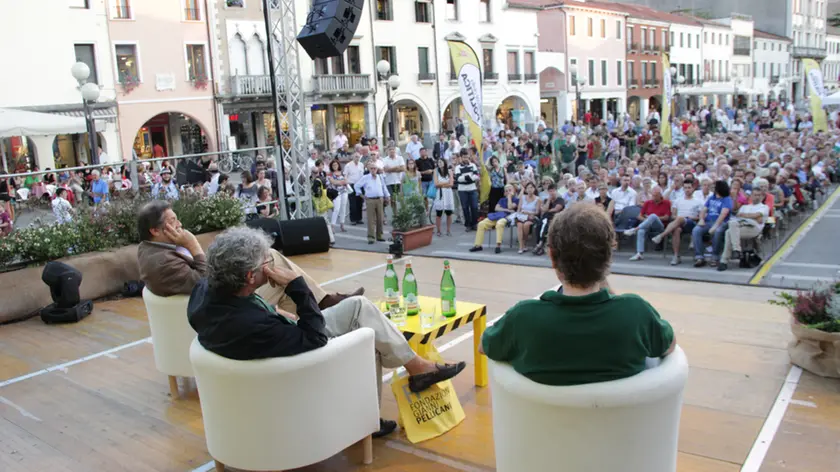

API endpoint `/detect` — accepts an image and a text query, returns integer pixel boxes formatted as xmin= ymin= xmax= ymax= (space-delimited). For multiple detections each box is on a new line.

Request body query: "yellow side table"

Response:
xmin=396 ymin=296 xmax=488 ymax=388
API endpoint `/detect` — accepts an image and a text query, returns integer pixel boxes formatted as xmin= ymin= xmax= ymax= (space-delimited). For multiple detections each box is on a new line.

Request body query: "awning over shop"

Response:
xmin=821 ymin=90 xmax=840 ymax=107
xmin=51 ymin=108 xmax=117 ymax=120
xmin=0 ymin=107 xmax=87 ymax=138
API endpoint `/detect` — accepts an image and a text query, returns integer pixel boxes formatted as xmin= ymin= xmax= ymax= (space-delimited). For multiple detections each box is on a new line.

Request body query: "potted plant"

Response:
xmin=391 ymin=194 xmax=434 ymax=251
xmin=769 ymin=282 xmax=840 ymax=378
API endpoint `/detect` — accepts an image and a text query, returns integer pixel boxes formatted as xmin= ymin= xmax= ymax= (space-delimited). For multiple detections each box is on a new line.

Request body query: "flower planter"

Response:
xmin=0 ymin=231 xmax=221 ymax=324
xmin=789 ymin=318 xmax=840 ymax=378
xmin=392 ymin=225 xmax=435 ymax=252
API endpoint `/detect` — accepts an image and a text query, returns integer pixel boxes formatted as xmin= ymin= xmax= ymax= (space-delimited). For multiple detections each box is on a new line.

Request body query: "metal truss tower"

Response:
xmin=263 ymin=0 xmax=311 ymax=220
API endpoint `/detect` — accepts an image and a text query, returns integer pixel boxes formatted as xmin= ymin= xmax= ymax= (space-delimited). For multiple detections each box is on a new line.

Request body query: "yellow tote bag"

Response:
xmin=390 ymin=345 xmax=466 ymax=443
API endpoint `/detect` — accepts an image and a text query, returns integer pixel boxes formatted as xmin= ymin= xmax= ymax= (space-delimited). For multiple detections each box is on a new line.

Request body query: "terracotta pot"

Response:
xmin=392 ymin=225 xmax=435 ymax=251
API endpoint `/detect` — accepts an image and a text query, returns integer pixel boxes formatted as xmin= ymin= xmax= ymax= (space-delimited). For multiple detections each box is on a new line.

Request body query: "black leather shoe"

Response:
xmin=408 ymin=362 xmax=467 ymax=393
xmin=372 ymin=418 xmax=397 ymax=438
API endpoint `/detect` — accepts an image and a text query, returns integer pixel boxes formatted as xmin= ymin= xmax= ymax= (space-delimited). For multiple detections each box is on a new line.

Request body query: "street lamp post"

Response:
xmin=669 ymin=66 xmax=685 ymax=118
xmin=570 ymin=64 xmax=585 ymax=122
xmin=376 ymin=60 xmax=401 ymax=142
xmin=71 ymin=62 xmax=101 ymax=166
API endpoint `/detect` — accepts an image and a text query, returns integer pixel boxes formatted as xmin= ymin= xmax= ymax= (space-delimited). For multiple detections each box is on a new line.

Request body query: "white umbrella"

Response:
xmin=821 ymin=90 xmax=840 ymax=107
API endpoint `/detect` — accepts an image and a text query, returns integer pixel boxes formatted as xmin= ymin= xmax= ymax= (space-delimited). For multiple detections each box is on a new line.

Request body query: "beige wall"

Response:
xmin=108 ymin=0 xmax=217 ymax=159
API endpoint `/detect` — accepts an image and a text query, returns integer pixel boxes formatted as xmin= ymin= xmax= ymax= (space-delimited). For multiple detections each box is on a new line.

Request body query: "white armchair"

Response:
xmin=489 ymin=347 xmax=689 ymax=472
xmin=141 ymin=287 xmax=196 ymax=399
xmin=189 ymin=327 xmax=380 ymax=472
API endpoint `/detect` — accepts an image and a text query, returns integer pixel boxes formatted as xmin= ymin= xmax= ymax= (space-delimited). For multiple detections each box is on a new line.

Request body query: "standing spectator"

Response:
xmin=433 ymin=133 xmax=448 ymax=160
xmin=691 ymin=180 xmax=733 ymax=268
xmin=256 ymin=186 xmax=278 ymax=218
xmin=487 ymin=156 xmax=506 ymax=212
xmin=343 ymin=152 xmax=365 ymax=225
xmin=718 ymin=189 xmax=769 ymax=272
xmin=255 ymin=168 xmax=272 ymax=192
xmin=205 ymin=163 xmax=221 ymax=196
xmin=152 ymin=168 xmax=180 ymax=200
xmin=402 ymin=158 xmax=421 ymax=197
xmin=153 ymin=142 xmax=166 ymax=158
xmin=433 ymin=158 xmax=455 ymax=236
xmin=51 ymin=188 xmax=74 ymax=224
xmin=90 ymin=169 xmax=110 ymax=205
xmin=382 ymin=146 xmax=405 ymax=219
xmin=236 ymin=170 xmax=259 ymax=217
xmin=624 ymin=187 xmax=671 ymax=261
xmin=455 ymin=151 xmax=479 ymax=231
xmin=327 ymin=159 xmax=349 ymax=232
xmin=354 ymin=162 xmax=390 ymax=244
xmin=405 ymin=134 xmax=423 ymax=160
xmin=416 ymin=148 xmax=436 ymax=212
xmin=332 ymin=128 xmax=348 ymax=153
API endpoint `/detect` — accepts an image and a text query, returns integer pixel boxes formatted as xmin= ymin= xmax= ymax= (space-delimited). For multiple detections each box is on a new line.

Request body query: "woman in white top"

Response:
xmin=255 ymin=169 xmax=272 ymax=191
xmin=433 ymin=158 xmax=455 ymax=236
xmin=514 ymin=181 xmax=541 ymax=254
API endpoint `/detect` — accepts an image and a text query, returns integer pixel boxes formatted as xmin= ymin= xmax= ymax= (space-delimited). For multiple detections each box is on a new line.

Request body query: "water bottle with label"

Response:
xmin=403 ymin=262 xmax=419 ymax=316
xmin=384 ymin=255 xmax=400 ymax=310
xmin=440 ymin=260 xmax=457 ymax=317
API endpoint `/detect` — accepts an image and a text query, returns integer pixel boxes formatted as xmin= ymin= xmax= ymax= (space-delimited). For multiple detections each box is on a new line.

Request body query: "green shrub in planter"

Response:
xmin=392 ymin=194 xmax=428 ymax=233
xmin=0 ymin=194 xmax=245 ymax=270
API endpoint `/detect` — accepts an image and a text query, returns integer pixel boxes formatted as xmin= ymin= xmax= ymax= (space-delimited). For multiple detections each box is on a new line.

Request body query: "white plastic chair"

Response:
xmin=45 ymin=184 xmax=57 ymax=197
xmin=489 ymin=346 xmax=689 ymax=472
xmin=189 ymin=327 xmax=380 ymax=472
xmin=141 ymin=287 xmax=196 ymax=399
xmin=15 ymin=188 xmax=29 ymax=201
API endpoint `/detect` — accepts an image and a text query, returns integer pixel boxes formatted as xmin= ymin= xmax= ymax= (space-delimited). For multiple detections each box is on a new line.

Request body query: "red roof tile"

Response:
xmin=754 ymin=29 xmax=792 ymax=41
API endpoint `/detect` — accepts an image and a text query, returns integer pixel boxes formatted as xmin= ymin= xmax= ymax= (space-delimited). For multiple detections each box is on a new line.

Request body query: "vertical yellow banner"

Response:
xmin=803 ymin=58 xmax=828 ymax=133
xmin=447 ymin=40 xmax=490 ymax=204
xmin=661 ymin=53 xmax=672 ymax=145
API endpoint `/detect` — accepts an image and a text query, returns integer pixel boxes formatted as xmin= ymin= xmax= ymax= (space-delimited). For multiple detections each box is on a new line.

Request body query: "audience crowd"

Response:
xmin=1 ymin=102 xmax=838 ymax=272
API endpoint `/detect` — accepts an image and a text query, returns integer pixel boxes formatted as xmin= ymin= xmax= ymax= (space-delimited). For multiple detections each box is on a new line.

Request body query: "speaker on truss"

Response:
xmin=296 ymin=0 xmax=363 ymax=59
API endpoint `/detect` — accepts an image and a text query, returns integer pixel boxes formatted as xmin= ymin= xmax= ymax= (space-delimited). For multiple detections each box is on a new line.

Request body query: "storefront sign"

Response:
xmin=156 ymin=74 xmax=176 ymax=91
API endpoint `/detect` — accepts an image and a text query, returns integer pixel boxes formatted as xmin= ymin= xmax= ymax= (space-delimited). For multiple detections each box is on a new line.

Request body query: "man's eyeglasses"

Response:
xmin=259 ymin=254 xmax=275 ymax=269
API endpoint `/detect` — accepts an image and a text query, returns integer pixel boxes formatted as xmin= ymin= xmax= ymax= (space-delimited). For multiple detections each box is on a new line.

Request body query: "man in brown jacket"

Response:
xmin=137 ymin=201 xmax=361 ymax=314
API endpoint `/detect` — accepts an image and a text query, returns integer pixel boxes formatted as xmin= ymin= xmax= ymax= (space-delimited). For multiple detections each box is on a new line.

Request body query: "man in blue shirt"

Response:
xmin=90 ymin=170 xmax=109 ymax=205
xmin=691 ymin=180 xmax=733 ymax=268
xmin=354 ymin=163 xmax=390 ymax=243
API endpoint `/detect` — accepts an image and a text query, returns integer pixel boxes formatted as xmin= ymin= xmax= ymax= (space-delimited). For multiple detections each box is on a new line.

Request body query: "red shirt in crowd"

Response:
xmin=641 ymin=198 xmax=672 ymax=219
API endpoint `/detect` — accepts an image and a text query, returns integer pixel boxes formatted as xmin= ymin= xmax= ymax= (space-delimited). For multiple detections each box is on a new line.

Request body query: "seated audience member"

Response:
xmin=136 ymin=201 xmax=358 ymax=312
xmin=532 ymin=184 xmax=565 ymax=256
xmin=718 ymin=189 xmax=769 ymax=272
xmin=480 ymin=204 xmax=676 ymax=385
xmin=188 ymin=227 xmax=466 ymax=437
xmin=652 ymin=179 xmax=704 ymax=266
xmin=624 ymin=186 xmax=671 ymax=261
xmin=514 ymin=182 xmax=541 ymax=254
xmin=691 ymin=180 xmax=734 ymax=268
xmin=594 ymin=183 xmax=611 ymax=211
xmin=470 ymin=185 xmax=518 ymax=254
xmin=608 ymin=175 xmax=638 ymax=221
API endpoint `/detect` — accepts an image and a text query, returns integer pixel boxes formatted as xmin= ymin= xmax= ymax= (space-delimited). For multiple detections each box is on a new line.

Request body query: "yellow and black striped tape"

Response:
xmin=403 ymin=306 xmax=487 ymax=345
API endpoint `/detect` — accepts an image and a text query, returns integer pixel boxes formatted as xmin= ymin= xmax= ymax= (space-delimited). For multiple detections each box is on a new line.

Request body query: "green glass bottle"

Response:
xmin=403 ymin=262 xmax=419 ymax=316
xmin=440 ymin=260 xmax=457 ymax=317
xmin=384 ymin=255 xmax=400 ymax=309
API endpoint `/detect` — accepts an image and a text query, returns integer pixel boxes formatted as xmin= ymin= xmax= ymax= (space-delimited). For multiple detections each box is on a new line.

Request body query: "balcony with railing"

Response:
xmin=642 ymin=43 xmax=656 ymax=53
xmin=793 ymin=47 xmax=827 ymax=59
xmin=770 ymin=75 xmax=780 ymax=85
xmin=629 ymin=78 xmax=639 ymax=88
xmin=733 ymin=47 xmax=751 ymax=56
xmin=312 ymin=74 xmax=372 ymax=94
xmin=418 ymin=72 xmax=436 ymax=82
xmin=230 ymin=75 xmax=274 ymax=96
xmin=524 ymin=72 xmax=537 ymax=82
xmin=484 ymin=71 xmax=499 ymax=81
xmin=644 ymin=78 xmax=660 ymax=87
xmin=659 ymin=44 xmax=671 ymax=54
xmin=627 ymin=42 xmax=638 ymax=52
xmin=683 ymin=78 xmax=703 ymax=86
xmin=508 ymin=72 xmax=523 ymax=82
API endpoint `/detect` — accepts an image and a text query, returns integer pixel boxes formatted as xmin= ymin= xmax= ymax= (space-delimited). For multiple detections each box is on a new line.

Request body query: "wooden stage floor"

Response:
xmin=1 ymin=249 xmax=839 ymax=472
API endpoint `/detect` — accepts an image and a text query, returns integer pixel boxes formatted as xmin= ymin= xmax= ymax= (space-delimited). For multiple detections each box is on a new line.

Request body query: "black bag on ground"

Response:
xmin=739 ymin=249 xmax=762 ymax=269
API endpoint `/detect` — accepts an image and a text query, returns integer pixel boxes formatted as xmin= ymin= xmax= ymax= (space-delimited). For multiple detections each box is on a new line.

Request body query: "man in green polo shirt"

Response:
xmin=481 ymin=204 xmax=675 ymax=386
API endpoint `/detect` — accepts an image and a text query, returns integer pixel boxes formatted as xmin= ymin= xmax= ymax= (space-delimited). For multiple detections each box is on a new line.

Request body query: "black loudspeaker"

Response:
xmin=297 ymin=0 xmax=363 ymax=59
xmin=246 ymin=217 xmax=284 ymax=252
xmin=279 ymin=218 xmax=331 ymax=256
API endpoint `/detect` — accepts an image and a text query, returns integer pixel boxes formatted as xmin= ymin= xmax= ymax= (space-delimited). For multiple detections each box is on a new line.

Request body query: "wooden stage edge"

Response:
xmin=1 ymin=249 xmax=839 ymax=472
